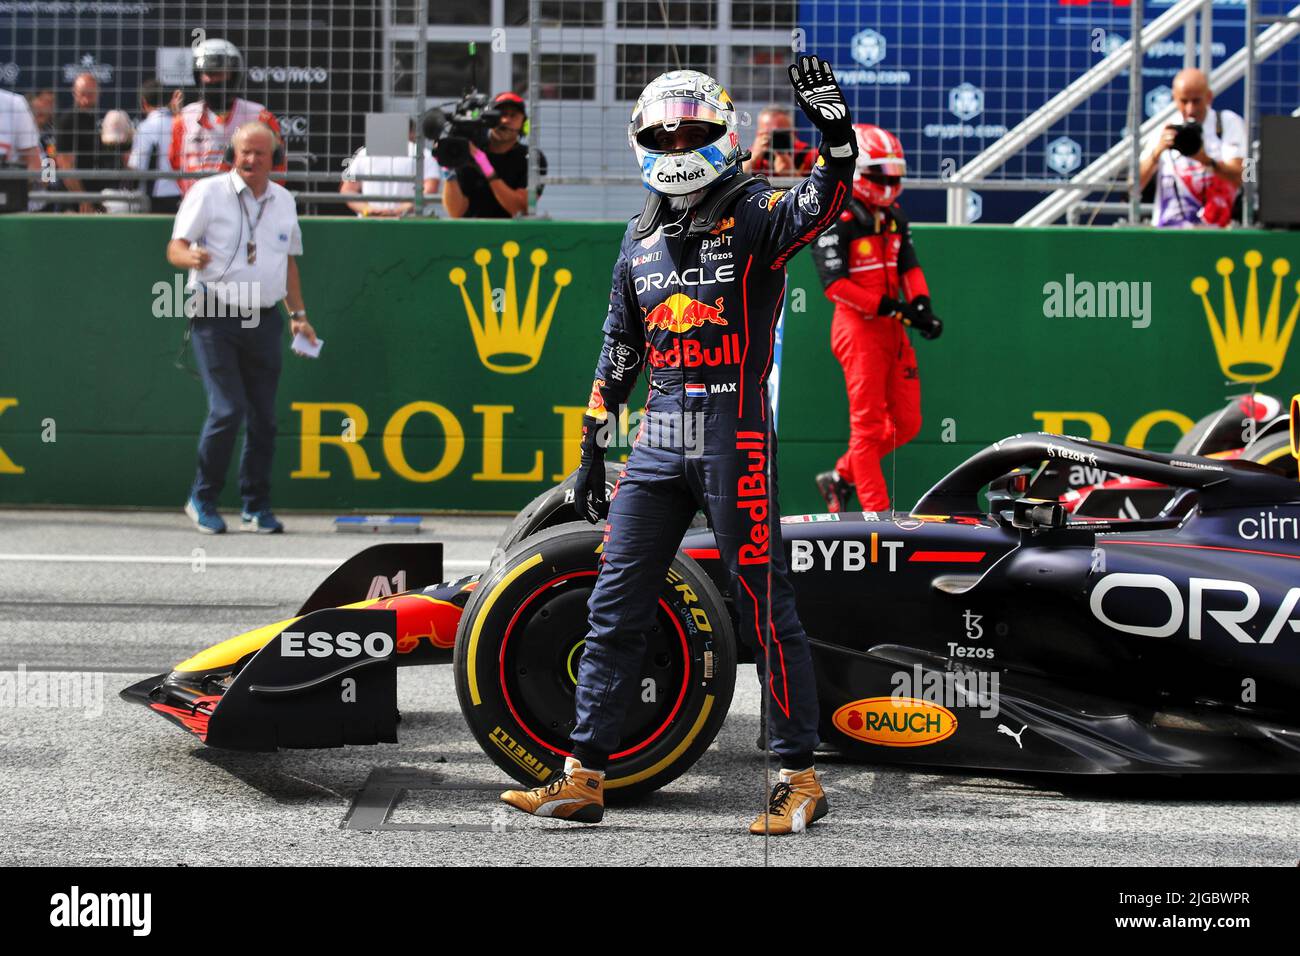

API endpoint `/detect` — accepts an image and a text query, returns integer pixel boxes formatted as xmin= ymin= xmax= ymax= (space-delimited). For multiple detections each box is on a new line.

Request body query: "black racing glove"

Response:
xmin=877 ymin=295 xmax=905 ymax=317
xmin=900 ymin=295 xmax=944 ymax=340
xmin=788 ymin=55 xmax=854 ymax=153
xmin=572 ymin=414 xmax=610 ymax=523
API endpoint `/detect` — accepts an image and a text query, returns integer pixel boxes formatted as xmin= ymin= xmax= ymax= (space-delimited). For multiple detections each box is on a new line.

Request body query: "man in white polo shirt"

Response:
xmin=0 ymin=88 xmax=41 ymax=213
xmin=339 ymin=118 xmax=441 ymax=217
xmin=166 ymin=121 xmax=318 ymax=534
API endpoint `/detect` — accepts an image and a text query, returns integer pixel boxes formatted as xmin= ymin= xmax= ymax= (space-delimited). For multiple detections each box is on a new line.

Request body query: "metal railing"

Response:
xmin=0 ymin=166 xmax=442 ymax=213
xmin=1066 ymin=200 xmax=1154 ymax=226
xmin=1018 ymin=1 xmax=1300 ymax=226
xmin=946 ymin=0 xmax=1210 ymax=224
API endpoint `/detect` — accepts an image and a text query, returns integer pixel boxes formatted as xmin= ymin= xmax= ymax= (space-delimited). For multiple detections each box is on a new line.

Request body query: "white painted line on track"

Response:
xmin=0 ymin=553 xmax=486 ymax=572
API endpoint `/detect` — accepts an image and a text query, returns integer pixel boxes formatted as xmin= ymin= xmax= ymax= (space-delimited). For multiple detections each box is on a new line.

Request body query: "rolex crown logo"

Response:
xmin=449 ymin=241 xmax=572 ymax=374
xmin=1191 ymin=250 xmax=1300 ymax=384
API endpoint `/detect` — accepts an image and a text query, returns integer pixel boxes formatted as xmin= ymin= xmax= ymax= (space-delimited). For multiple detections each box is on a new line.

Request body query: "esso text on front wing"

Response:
xmin=280 ymin=630 xmax=396 ymax=658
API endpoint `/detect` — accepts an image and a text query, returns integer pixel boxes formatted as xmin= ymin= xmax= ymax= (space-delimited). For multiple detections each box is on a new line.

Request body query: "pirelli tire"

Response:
xmin=1241 ymin=432 xmax=1298 ymax=479
xmin=454 ymin=523 xmax=736 ymax=801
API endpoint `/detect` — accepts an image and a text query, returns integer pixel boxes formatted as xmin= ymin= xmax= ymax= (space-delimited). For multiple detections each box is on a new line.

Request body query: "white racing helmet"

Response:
xmin=193 ymin=38 xmax=244 ymax=76
xmin=629 ymin=70 xmax=741 ymax=198
xmin=194 ymin=39 xmax=245 ymax=113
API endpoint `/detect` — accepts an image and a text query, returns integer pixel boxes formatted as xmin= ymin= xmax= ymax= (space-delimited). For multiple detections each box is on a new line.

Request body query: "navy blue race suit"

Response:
xmin=571 ymin=149 xmax=855 ymax=769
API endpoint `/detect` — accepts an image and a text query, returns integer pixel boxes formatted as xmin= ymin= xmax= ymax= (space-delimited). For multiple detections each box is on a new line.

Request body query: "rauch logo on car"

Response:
xmin=832 ymin=696 xmax=958 ymax=747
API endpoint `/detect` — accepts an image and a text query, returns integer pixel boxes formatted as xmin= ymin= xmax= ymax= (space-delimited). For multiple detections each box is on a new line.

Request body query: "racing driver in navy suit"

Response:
xmin=502 ymin=55 xmax=858 ymax=834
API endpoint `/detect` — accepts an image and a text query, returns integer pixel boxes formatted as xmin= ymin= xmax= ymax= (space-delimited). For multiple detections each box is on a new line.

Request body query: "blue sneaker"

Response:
xmin=185 ymin=496 xmax=226 ymax=534
xmin=241 ymin=510 xmax=284 ymax=534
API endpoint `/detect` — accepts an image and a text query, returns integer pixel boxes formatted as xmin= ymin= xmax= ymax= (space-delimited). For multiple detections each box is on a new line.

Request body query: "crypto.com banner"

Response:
xmin=0 ymin=215 xmax=1295 ymax=514
xmin=797 ymin=0 xmax=1291 ymax=223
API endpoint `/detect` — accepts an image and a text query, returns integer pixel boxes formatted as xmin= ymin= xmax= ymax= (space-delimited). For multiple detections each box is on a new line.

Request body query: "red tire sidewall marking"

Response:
xmin=495 ymin=569 xmax=691 ymax=761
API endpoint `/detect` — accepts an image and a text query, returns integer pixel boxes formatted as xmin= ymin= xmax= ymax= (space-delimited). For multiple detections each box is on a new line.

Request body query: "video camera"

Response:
xmin=422 ymin=91 xmax=504 ymax=170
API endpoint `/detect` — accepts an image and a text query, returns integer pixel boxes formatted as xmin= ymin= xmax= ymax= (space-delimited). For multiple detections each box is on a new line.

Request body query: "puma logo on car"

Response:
xmin=997 ymin=723 xmax=1027 ymax=748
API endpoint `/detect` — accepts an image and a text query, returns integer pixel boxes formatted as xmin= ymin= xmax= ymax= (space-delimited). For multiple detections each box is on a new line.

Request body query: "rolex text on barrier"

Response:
xmin=1 ymin=219 xmax=1296 ymax=513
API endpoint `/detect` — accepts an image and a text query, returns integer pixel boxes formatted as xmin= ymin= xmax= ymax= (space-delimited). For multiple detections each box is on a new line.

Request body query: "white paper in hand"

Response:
xmin=292 ymin=333 xmax=323 ymax=358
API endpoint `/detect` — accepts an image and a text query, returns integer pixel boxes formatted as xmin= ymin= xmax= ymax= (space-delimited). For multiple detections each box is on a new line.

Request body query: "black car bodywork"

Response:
xmin=124 ymin=423 xmax=1300 ymax=791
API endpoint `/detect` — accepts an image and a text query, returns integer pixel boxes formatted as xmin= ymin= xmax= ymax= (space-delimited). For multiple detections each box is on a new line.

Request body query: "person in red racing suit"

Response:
xmin=810 ymin=123 xmax=942 ymax=513
xmin=499 ymin=57 xmax=857 ymax=834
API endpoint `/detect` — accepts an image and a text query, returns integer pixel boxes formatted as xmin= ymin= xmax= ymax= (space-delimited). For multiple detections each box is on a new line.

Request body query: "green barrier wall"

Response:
xmin=1 ymin=215 xmax=1297 ymax=515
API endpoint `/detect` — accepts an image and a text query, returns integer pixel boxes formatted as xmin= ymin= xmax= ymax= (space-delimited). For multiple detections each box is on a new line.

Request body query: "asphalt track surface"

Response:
xmin=2 ymin=508 xmax=1298 ymax=867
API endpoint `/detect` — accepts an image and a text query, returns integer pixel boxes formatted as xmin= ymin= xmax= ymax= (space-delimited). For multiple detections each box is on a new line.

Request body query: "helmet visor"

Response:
xmin=196 ymin=52 xmax=240 ymax=73
xmin=639 ymin=120 xmax=723 ymax=152
xmin=857 ymin=155 xmax=907 ymax=177
xmin=195 ymin=48 xmax=241 ymax=71
xmin=632 ymin=98 xmax=729 ymax=149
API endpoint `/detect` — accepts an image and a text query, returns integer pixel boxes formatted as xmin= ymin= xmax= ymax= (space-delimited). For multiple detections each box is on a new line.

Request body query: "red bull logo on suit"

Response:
xmin=736 ymin=431 xmax=770 ymax=566
xmin=648 ymin=333 xmax=740 ymax=368
xmin=642 ymin=294 xmax=729 ymax=334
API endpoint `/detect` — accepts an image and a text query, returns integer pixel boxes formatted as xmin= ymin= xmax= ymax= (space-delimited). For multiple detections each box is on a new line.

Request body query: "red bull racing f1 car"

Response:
xmin=124 ymin=400 xmax=1300 ymax=798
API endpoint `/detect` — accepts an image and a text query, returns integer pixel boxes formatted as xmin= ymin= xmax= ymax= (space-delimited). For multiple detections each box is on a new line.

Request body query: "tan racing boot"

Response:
xmin=749 ymin=767 xmax=828 ymax=835
xmin=500 ymin=756 xmax=605 ymax=823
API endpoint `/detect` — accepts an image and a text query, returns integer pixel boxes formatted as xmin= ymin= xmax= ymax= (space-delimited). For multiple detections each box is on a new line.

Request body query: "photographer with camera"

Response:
xmin=432 ymin=91 xmax=546 ymax=219
xmin=742 ymin=105 xmax=818 ymax=177
xmin=1139 ymin=68 xmax=1245 ymax=228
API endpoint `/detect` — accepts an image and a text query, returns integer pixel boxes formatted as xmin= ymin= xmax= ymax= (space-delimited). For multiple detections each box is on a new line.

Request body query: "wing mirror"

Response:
xmin=1011 ymin=498 xmax=1067 ymax=530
